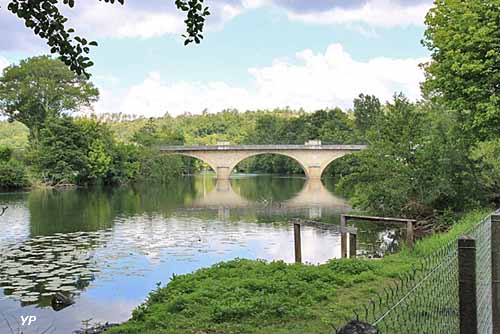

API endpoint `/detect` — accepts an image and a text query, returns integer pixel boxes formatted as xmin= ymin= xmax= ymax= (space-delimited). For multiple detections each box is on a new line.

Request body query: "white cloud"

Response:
xmin=95 ymin=72 xmax=253 ymax=117
xmin=286 ymin=0 xmax=432 ymax=27
xmin=66 ymin=2 xmax=185 ymax=39
xmin=95 ymin=43 xmax=427 ymax=117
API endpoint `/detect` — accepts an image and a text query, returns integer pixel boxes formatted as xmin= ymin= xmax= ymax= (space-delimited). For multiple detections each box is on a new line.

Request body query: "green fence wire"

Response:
xmin=338 ymin=213 xmax=495 ymax=334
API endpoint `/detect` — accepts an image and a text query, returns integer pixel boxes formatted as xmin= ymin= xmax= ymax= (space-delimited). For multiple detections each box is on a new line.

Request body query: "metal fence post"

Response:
xmin=294 ymin=223 xmax=302 ymax=263
xmin=458 ymin=236 xmax=477 ymax=334
xmin=341 ymin=215 xmax=347 ymax=258
xmin=492 ymin=213 xmax=500 ymax=334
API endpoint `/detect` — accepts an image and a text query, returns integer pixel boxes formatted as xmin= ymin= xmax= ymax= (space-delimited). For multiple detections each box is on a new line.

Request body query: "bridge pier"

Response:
xmin=216 ymin=167 xmax=232 ymax=180
xmin=307 ymin=165 xmax=322 ymax=179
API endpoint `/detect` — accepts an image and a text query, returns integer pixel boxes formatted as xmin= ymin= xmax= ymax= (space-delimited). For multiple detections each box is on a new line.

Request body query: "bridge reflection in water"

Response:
xmin=190 ymin=177 xmax=351 ymax=220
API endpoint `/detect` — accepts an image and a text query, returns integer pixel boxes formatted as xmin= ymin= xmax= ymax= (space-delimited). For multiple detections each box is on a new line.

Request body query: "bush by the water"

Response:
xmin=0 ymin=159 xmax=28 ymax=189
xmin=0 ymin=145 xmax=28 ymax=189
xmin=30 ymin=117 xmax=140 ymax=186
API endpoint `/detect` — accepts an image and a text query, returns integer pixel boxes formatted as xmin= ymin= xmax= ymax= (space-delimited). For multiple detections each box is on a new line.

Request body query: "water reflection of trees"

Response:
xmin=28 ymin=178 xmax=200 ymax=236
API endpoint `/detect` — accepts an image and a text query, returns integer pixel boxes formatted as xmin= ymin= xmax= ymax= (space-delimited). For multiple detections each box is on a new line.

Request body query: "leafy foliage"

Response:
xmin=0 ymin=146 xmax=13 ymax=162
xmin=30 ymin=116 xmax=139 ymax=186
xmin=0 ymin=145 xmax=28 ymax=188
xmin=353 ymin=94 xmax=382 ymax=137
xmin=0 ymin=159 xmax=28 ymax=189
xmin=422 ymin=0 xmax=500 ymax=141
xmin=0 ymin=121 xmax=29 ymax=150
xmin=132 ymin=119 xmax=185 ymax=183
xmin=2 ymin=0 xmax=210 ymax=77
xmin=470 ymin=139 xmax=500 ymax=203
xmin=0 ymin=56 xmax=99 ymax=138
xmin=30 ymin=116 xmax=88 ymax=185
xmin=338 ymin=95 xmax=481 ymax=218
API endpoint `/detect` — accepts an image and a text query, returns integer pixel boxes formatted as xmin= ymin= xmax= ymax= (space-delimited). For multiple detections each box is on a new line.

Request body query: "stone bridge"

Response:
xmin=160 ymin=141 xmax=366 ymax=179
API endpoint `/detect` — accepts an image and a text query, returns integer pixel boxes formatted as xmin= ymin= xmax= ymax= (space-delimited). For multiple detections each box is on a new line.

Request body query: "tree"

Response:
xmin=133 ymin=118 xmax=185 ymax=147
xmin=249 ymin=114 xmax=285 ymax=145
xmin=132 ymin=119 xmax=185 ymax=183
xmin=31 ymin=116 xmax=139 ymax=185
xmin=2 ymin=0 xmax=210 ymax=77
xmin=0 ymin=56 xmax=99 ymax=140
xmin=30 ymin=116 xmax=88 ymax=185
xmin=0 ymin=159 xmax=28 ymax=189
xmin=470 ymin=139 xmax=500 ymax=204
xmin=422 ymin=0 xmax=500 ymax=141
xmin=338 ymin=94 xmax=480 ymax=219
xmin=353 ymin=94 xmax=382 ymax=137
xmin=0 ymin=145 xmax=27 ymax=188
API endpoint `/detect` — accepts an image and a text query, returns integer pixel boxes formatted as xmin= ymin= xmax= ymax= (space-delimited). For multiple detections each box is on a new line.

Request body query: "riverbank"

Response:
xmin=106 ymin=210 xmax=490 ymax=334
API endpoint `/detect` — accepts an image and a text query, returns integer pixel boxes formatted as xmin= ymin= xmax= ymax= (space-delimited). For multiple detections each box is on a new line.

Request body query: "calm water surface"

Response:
xmin=0 ymin=175 xmax=404 ymax=333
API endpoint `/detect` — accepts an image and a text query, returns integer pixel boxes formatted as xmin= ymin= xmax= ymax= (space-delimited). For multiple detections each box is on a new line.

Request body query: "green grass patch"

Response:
xmin=107 ymin=210 xmax=490 ymax=334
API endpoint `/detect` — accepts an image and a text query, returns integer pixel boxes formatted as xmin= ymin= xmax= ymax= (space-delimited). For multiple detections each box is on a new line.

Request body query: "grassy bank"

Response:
xmin=107 ymin=210 xmax=490 ymax=334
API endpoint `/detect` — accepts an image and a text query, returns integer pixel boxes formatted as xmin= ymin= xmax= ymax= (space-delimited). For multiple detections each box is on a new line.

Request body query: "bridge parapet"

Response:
xmin=160 ymin=144 xmax=367 ymax=152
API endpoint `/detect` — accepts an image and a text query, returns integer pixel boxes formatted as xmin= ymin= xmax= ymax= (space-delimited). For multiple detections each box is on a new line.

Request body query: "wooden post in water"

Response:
xmin=406 ymin=221 xmax=414 ymax=249
xmin=491 ymin=213 xmax=500 ymax=334
xmin=340 ymin=215 xmax=347 ymax=258
xmin=458 ymin=236 xmax=477 ymax=334
xmin=349 ymin=232 xmax=357 ymax=258
xmin=294 ymin=223 xmax=302 ymax=263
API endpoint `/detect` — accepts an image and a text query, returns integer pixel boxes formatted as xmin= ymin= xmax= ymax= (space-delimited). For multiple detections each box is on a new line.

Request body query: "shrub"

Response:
xmin=0 ymin=159 xmax=28 ymax=188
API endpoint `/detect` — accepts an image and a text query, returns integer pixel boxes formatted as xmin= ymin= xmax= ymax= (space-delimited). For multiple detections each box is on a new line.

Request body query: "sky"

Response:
xmin=0 ymin=0 xmax=433 ymax=117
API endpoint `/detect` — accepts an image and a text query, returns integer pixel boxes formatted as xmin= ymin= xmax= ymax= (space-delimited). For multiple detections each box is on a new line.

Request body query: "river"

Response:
xmin=0 ymin=175 xmax=403 ymax=333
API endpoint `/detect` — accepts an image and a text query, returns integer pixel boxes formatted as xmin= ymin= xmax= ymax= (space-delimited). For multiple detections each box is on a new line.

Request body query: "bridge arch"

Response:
xmin=174 ymin=152 xmax=218 ymax=174
xmin=320 ymin=153 xmax=357 ymax=179
xmin=229 ymin=151 xmax=309 ymax=177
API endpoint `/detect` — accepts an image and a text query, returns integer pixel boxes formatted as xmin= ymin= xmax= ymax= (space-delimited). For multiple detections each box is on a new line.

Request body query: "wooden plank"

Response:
xmin=291 ymin=219 xmax=357 ymax=234
xmin=343 ymin=214 xmax=416 ymax=223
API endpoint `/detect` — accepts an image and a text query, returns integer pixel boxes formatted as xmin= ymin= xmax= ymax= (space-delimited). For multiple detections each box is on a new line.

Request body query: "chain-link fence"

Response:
xmin=337 ymin=211 xmax=498 ymax=334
